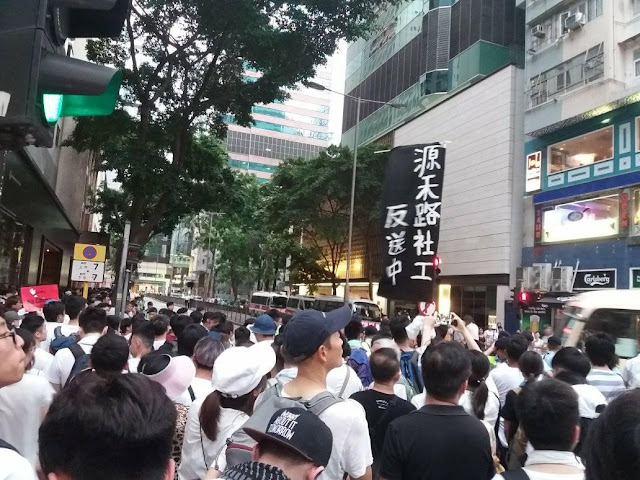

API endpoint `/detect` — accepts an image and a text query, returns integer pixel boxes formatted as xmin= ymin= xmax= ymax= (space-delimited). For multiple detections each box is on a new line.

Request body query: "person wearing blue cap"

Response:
xmin=280 ymin=306 xmax=373 ymax=480
xmin=252 ymin=314 xmax=277 ymax=344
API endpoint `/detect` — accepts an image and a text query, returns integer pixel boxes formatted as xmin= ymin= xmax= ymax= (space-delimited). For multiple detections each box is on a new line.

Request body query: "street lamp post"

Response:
xmin=306 ymin=82 xmax=406 ymax=303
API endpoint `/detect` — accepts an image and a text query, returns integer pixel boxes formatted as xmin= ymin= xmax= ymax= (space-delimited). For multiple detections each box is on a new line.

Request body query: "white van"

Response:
xmin=285 ymin=295 xmax=315 ymax=316
xmin=248 ymin=291 xmax=288 ymax=316
xmin=561 ymin=290 xmax=640 ymax=359
xmin=313 ymin=295 xmax=382 ymax=322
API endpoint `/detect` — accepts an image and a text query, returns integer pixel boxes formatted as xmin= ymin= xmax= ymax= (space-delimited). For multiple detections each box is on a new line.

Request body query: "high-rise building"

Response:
xmin=337 ymin=0 xmax=526 ymax=325
xmin=519 ymin=1 xmax=640 ymax=323
xmin=224 ymin=63 xmax=334 ymax=182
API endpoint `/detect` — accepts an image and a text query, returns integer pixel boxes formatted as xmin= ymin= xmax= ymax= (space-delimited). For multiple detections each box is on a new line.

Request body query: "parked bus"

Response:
xmin=561 ymin=290 xmax=640 ymax=359
xmin=248 ymin=291 xmax=288 ymax=316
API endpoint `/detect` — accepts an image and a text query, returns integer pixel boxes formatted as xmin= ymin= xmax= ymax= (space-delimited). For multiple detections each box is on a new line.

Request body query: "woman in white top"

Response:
xmin=178 ymin=342 xmax=276 ymax=480
xmin=460 ymin=350 xmax=500 ymax=427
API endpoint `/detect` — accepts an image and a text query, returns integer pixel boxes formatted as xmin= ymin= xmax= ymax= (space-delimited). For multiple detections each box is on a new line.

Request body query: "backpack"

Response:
xmin=346 ymin=348 xmax=373 ymax=387
xmin=49 ymin=326 xmax=78 ymax=355
xmin=400 ymin=350 xmax=423 ymax=393
xmin=64 ymin=343 xmax=90 ymax=387
xmin=501 ymin=469 xmax=529 ymax=480
xmin=221 ymin=383 xmax=342 ymax=470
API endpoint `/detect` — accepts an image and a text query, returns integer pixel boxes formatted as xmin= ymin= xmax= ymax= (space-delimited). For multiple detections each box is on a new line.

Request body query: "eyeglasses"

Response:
xmin=0 ymin=329 xmax=17 ymax=345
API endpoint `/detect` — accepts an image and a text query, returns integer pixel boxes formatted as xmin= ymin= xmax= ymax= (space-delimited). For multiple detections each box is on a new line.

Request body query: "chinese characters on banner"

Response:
xmin=378 ymin=143 xmax=446 ymax=302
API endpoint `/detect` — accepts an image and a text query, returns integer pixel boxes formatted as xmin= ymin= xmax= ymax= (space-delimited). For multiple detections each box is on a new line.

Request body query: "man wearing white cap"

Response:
xmin=180 ymin=342 xmax=276 ymax=480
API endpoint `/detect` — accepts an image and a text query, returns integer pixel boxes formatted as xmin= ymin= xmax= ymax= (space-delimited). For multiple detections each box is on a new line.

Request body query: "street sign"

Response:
xmin=71 ymin=260 xmax=105 ymax=283
xmin=73 ymin=243 xmax=107 ymax=262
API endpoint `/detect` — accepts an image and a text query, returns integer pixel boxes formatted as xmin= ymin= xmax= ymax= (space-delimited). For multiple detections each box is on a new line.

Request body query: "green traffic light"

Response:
xmin=43 ymin=93 xmax=63 ymax=123
xmin=59 ymin=70 xmax=123 ymax=117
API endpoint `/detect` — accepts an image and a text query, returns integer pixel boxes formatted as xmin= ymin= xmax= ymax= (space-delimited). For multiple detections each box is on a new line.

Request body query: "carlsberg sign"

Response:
xmin=574 ymin=269 xmax=616 ymax=290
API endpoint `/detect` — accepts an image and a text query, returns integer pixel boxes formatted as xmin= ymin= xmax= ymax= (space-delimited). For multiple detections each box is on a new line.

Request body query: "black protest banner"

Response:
xmin=378 ymin=143 xmax=446 ymax=302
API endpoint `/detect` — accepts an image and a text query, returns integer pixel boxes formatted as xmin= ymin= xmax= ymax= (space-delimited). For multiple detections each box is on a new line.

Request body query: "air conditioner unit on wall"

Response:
xmin=565 ymin=12 xmax=585 ymax=31
xmin=551 ymin=266 xmax=574 ymax=292
xmin=532 ymin=263 xmax=552 ymax=291
xmin=516 ymin=267 xmax=525 ymax=290
xmin=531 ymin=25 xmax=545 ymax=38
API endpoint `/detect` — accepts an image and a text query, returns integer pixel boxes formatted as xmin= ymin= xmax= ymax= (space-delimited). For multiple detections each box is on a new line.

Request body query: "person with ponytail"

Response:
xmin=460 ymin=350 xmax=500 ymax=427
xmin=502 ymin=351 xmax=543 ymax=469
xmin=178 ymin=342 xmax=276 ymax=480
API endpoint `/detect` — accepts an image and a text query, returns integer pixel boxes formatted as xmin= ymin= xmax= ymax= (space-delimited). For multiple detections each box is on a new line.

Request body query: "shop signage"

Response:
xmin=574 ymin=269 xmax=617 ymax=290
xmin=620 ymin=190 xmax=630 ymax=233
xmin=379 ymin=143 xmax=447 ymax=302
xmin=534 ymin=205 xmax=543 ymax=244
xmin=526 ymin=151 xmax=542 ymax=193
xmin=630 ymin=268 xmax=640 ymax=289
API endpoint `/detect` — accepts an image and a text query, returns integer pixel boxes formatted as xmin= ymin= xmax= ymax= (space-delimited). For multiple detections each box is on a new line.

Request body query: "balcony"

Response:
xmin=525 ymin=0 xmax=574 ymax=24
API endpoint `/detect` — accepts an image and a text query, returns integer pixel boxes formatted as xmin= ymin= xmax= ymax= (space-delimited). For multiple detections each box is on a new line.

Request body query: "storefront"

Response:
xmin=523 ymin=102 xmax=640 ymax=289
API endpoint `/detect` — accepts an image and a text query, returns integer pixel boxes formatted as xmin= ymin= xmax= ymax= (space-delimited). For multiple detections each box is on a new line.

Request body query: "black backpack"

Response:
xmin=64 ymin=343 xmax=90 ymax=387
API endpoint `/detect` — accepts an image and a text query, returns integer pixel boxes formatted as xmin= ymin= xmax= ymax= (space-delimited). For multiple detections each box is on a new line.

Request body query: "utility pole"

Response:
xmin=116 ymin=220 xmax=131 ymax=316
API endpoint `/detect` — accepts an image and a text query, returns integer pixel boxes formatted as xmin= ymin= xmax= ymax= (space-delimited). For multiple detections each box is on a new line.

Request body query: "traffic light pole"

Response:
xmin=116 ymin=220 xmax=131 ymax=316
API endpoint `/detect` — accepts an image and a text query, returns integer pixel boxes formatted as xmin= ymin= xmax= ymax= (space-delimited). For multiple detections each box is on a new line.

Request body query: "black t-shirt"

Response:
xmin=379 ymin=405 xmax=495 ymax=480
xmin=350 ymin=390 xmax=415 ymax=458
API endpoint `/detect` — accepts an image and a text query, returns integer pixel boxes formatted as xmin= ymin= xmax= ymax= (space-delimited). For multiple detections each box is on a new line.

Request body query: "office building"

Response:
xmin=338 ymin=0 xmax=526 ymax=325
xmin=224 ymin=63 xmax=334 ymax=181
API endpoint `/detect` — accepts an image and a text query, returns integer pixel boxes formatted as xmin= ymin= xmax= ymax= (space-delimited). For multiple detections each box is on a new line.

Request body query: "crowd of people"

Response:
xmin=0 ymin=290 xmax=639 ymax=480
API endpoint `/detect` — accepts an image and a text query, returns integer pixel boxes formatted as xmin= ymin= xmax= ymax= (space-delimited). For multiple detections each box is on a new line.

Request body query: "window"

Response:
xmin=548 ymin=127 xmax=613 ymax=174
xmin=635 ymin=49 xmax=640 ymax=77
xmin=530 ymin=1 xmax=602 ymax=50
xmin=541 ymin=194 xmax=620 ymax=243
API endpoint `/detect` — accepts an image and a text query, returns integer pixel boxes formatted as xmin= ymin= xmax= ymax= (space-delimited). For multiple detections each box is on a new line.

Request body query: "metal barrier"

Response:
xmin=144 ymin=295 xmax=251 ymax=326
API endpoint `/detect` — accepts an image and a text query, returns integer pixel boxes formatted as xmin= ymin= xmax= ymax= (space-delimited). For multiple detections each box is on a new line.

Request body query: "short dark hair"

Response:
xmin=5 ymin=295 xmax=21 ymax=309
xmin=151 ymin=314 xmax=170 ymax=336
xmin=120 ymin=317 xmax=133 ymax=334
xmin=177 ymin=324 xmax=208 ymax=357
xmin=166 ymin=301 xmax=174 ymax=307
xmin=78 ymin=307 xmax=108 ymax=334
xmin=176 ymin=307 xmax=188 ymax=315
xmin=213 ymin=321 xmax=233 ymax=335
xmin=20 ymin=313 xmax=45 ymax=334
xmin=344 ymin=319 xmax=363 ymax=341
xmin=65 ymin=296 xmax=87 ymax=320
xmin=39 ymin=373 xmax=176 ymax=479
xmin=585 ymin=332 xmax=616 ymax=367
xmin=267 ymin=309 xmax=282 ymax=320
xmin=370 ymin=348 xmax=400 ymax=383
xmin=517 ymin=379 xmax=579 ymax=451
xmin=506 ymin=334 xmax=528 ymax=361
xmin=132 ymin=321 xmax=156 ymax=349
xmin=91 ymin=334 xmax=129 ymax=374
xmin=390 ymin=316 xmax=410 ymax=344
xmin=190 ymin=311 xmax=203 ymax=324
xmin=582 ymin=389 xmax=640 ymax=480
xmin=495 ymin=337 xmax=510 ymax=351
xmin=170 ymin=315 xmax=193 ymax=339
xmin=106 ymin=315 xmax=121 ymax=333
xmin=364 ymin=326 xmax=378 ymax=337
xmin=519 ymin=351 xmax=544 ymax=382
xmin=16 ymin=327 xmax=34 ymax=354
xmin=552 ymin=347 xmax=591 ymax=378
xmin=147 ymin=307 xmax=158 ymax=314
xmin=234 ymin=326 xmax=251 ymax=345
xmin=421 ymin=342 xmax=471 ymax=400
xmin=43 ymin=301 xmax=65 ymax=323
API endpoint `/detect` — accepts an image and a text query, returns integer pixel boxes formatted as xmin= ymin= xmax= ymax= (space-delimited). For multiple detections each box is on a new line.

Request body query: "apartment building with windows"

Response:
xmin=521 ymin=0 xmax=640 ymax=290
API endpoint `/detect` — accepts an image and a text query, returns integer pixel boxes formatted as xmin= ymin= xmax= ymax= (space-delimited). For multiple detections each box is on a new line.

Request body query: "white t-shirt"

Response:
xmin=326 ymin=363 xmax=363 ymax=399
xmin=622 ymin=354 xmax=640 ymax=388
xmin=411 ymin=391 xmax=426 ymax=409
xmin=572 ymin=384 xmax=607 ymax=419
xmin=41 ymin=323 xmax=79 ymax=354
xmin=282 ymin=387 xmax=373 ymax=480
xmin=492 ymin=450 xmax=585 ymax=480
xmin=33 ymin=348 xmax=53 ymax=373
xmin=153 ymin=339 xmax=167 ymax=351
xmin=460 ymin=388 xmax=500 ymax=427
xmin=489 ymin=363 xmax=524 ymax=405
xmin=0 ymin=375 xmax=54 ymax=466
xmin=0 ymin=447 xmax=37 ymax=480
xmin=128 ymin=357 xmax=141 ymax=374
xmin=178 ymin=400 xmax=249 ymax=480
xmin=46 ymin=334 xmax=101 ymax=388
xmin=466 ymin=322 xmax=480 ymax=341
xmin=190 ymin=377 xmax=214 ymax=401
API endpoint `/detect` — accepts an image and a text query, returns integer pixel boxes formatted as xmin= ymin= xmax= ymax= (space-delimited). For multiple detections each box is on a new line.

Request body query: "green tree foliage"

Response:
xmin=267 ymin=144 xmax=389 ymax=295
xmin=67 ymin=0 xmax=394 ymax=249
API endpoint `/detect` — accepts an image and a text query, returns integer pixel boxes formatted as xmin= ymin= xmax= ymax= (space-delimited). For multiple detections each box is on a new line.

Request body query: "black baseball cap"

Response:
xmin=283 ymin=306 xmax=352 ymax=360
xmin=245 ymin=407 xmax=333 ymax=467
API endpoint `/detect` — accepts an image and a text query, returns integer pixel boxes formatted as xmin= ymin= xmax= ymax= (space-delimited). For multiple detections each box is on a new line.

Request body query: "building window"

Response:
xmin=541 ymin=194 xmax=620 ymax=244
xmin=635 ymin=49 xmax=640 ymax=77
xmin=530 ymin=0 xmax=602 ymax=50
xmin=548 ymin=126 xmax=613 ymax=174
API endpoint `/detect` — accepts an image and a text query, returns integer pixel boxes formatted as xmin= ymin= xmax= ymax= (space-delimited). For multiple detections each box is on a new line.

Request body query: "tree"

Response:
xmin=267 ymin=144 xmax=388 ymax=296
xmin=67 ymin=0 xmax=394 ymax=250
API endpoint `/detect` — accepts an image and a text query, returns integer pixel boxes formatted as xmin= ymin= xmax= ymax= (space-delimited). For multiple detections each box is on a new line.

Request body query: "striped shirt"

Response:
xmin=587 ymin=369 xmax=625 ymax=402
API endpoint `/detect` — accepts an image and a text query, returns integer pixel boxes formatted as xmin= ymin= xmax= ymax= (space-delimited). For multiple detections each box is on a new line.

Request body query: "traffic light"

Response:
xmin=516 ymin=290 xmax=538 ymax=309
xmin=0 ymin=0 xmax=129 ymax=149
